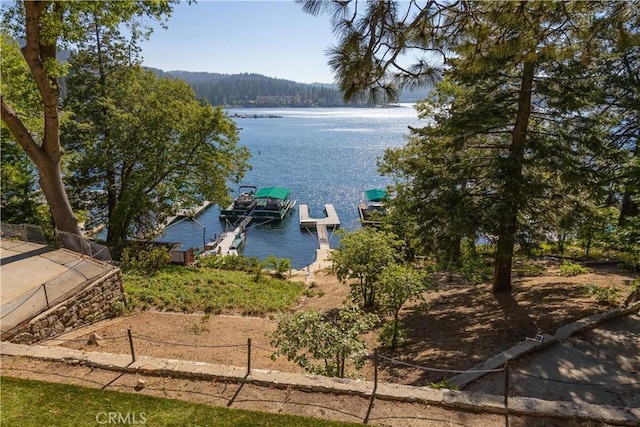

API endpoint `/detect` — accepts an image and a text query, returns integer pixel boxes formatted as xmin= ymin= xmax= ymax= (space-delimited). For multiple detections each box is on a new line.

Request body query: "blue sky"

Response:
xmin=139 ymin=1 xmax=338 ymax=84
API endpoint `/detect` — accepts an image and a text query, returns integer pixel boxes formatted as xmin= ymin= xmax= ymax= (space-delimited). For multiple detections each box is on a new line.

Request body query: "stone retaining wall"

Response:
xmin=10 ymin=269 xmax=125 ymax=344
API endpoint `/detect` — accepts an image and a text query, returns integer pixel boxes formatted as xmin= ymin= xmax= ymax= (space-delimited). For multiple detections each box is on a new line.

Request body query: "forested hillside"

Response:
xmin=151 ymin=69 xmax=428 ymax=107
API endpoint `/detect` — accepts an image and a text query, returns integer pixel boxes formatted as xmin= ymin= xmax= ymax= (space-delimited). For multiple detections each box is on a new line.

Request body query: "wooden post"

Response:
xmin=127 ymin=329 xmax=136 ymax=363
xmin=247 ymin=338 xmax=252 ymax=377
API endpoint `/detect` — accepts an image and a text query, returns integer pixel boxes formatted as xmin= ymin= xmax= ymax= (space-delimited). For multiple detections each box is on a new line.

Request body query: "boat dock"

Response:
xmin=299 ymin=204 xmax=340 ymax=229
xmin=204 ymin=216 xmax=251 ymax=256
xmin=165 ymin=201 xmax=212 ymax=227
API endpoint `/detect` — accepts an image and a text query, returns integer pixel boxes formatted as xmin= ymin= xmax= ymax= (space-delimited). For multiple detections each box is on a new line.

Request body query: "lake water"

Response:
xmin=156 ymin=105 xmax=422 ymax=268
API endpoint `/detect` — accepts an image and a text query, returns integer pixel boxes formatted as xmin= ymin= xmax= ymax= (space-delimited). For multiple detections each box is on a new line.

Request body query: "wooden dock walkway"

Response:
xmin=164 ymin=201 xmax=212 ymax=228
xmin=299 ymin=204 xmax=340 ymax=229
xmin=204 ymin=216 xmax=251 ymax=256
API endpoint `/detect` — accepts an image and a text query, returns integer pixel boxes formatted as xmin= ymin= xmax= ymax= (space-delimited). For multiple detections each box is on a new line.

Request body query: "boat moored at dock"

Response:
xmin=251 ymin=187 xmax=296 ymax=221
xmin=219 ymin=185 xmax=257 ymax=222
xmin=359 ymin=188 xmax=388 ymax=226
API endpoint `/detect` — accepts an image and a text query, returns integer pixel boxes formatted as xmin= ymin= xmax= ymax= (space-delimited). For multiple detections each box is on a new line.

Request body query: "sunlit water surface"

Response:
xmin=157 ymin=105 xmax=422 ymax=268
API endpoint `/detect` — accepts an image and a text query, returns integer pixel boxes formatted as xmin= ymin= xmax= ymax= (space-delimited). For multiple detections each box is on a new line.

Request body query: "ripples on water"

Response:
xmin=157 ymin=105 xmax=422 ymax=268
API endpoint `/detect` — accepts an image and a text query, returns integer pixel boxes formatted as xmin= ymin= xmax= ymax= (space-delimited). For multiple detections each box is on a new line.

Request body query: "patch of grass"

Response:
xmin=1 ymin=376 xmax=357 ymax=427
xmin=430 ymin=380 xmax=459 ymax=390
xmin=558 ymin=260 xmax=590 ymax=277
xmin=513 ymin=263 xmax=545 ymax=277
xmin=583 ymin=283 xmax=622 ymax=306
xmin=124 ymin=265 xmax=304 ymax=315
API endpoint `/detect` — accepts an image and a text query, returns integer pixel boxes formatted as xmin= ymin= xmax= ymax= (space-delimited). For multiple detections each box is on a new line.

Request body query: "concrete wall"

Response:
xmin=10 ymin=269 xmax=125 ymax=344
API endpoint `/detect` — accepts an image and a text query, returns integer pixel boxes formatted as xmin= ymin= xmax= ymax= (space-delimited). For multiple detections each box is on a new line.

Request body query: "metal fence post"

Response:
xmin=127 ymin=329 xmax=136 ymax=363
xmin=504 ymin=362 xmax=510 ymax=408
xmin=247 ymin=338 xmax=252 ymax=377
xmin=373 ymin=348 xmax=378 ymax=393
xmin=43 ymin=283 xmax=50 ymax=309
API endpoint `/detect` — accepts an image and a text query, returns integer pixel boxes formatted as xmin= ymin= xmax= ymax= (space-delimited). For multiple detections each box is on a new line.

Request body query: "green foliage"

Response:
xmin=312 ymin=0 xmax=640 ymax=295
xmin=63 ymin=48 xmax=250 ymax=252
xmin=330 ymin=228 xmax=400 ymax=308
xmin=106 ymin=300 xmax=127 ymax=318
xmin=1 ymin=376 xmax=357 ymax=427
xmin=269 ymin=305 xmax=379 ymax=378
xmin=120 ymin=247 xmax=171 ymax=276
xmin=0 ymin=35 xmax=52 ymax=230
xmin=583 ymin=283 xmax=622 ymax=306
xmin=168 ymin=71 xmax=347 ymax=107
xmin=376 ymin=264 xmax=430 ymax=349
xmin=430 ymin=380 xmax=459 ymax=391
xmin=378 ymin=321 xmax=408 ymax=349
xmin=1 ymin=1 xmax=177 ymax=237
xmin=266 ymin=254 xmax=292 ymax=278
xmin=513 ymin=263 xmax=545 ymax=277
xmin=457 ymin=254 xmax=494 ymax=284
xmin=124 ymin=265 xmax=303 ymax=315
xmin=198 ymin=254 xmax=261 ymax=272
xmin=558 ymin=261 xmax=590 ymax=277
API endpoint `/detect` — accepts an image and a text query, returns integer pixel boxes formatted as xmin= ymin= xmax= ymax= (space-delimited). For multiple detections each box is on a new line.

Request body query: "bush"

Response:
xmin=583 ymin=283 xmax=621 ymax=306
xmin=121 ymin=247 xmax=171 ymax=275
xmin=458 ymin=256 xmax=493 ymax=283
xmin=513 ymin=263 xmax=545 ymax=277
xmin=559 ymin=260 xmax=589 ymax=277
xmin=266 ymin=255 xmax=291 ymax=278
xmin=378 ymin=321 xmax=408 ymax=349
xmin=198 ymin=254 xmax=261 ymax=272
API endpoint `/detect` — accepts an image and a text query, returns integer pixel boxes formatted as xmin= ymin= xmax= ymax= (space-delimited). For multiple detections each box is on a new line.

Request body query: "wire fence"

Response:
xmin=1 ymin=222 xmax=112 ymax=262
xmin=58 ymin=328 xmax=638 ymax=411
xmin=1 ymin=223 xmax=116 ymax=335
xmin=0 ymin=259 xmax=117 ymax=334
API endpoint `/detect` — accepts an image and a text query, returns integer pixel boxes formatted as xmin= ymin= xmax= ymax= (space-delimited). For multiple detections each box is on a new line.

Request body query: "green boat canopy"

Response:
xmin=365 ymin=188 xmax=388 ymax=202
xmin=255 ymin=187 xmax=291 ymax=200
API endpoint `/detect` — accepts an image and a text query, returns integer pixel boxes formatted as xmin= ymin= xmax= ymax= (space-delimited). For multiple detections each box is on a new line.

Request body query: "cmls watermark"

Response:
xmin=95 ymin=412 xmax=147 ymax=425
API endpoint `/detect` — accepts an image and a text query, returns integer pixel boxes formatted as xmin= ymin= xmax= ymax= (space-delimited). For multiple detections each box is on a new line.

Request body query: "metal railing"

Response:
xmin=1 ymin=222 xmax=112 ymax=262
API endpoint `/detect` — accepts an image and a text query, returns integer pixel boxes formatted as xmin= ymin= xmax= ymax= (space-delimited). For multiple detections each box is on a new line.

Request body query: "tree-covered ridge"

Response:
xmin=152 ymin=70 xmax=429 ymax=107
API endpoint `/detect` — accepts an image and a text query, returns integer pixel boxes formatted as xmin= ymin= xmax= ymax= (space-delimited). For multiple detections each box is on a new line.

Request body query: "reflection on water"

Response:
xmin=157 ymin=105 xmax=422 ymax=268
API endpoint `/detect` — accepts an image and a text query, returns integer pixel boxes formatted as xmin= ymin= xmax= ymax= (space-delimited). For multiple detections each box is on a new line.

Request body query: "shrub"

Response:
xmin=458 ymin=256 xmax=493 ymax=283
xmin=583 ymin=283 xmax=621 ymax=306
xmin=121 ymin=247 xmax=171 ymax=275
xmin=265 ymin=255 xmax=291 ymax=278
xmin=513 ymin=263 xmax=545 ymax=277
xmin=559 ymin=260 xmax=589 ymax=277
xmin=198 ymin=254 xmax=261 ymax=272
xmin=378 ymin=321 xmax=408 ymax=349
xmin=269 ymin=305 xmax=379 ymax=378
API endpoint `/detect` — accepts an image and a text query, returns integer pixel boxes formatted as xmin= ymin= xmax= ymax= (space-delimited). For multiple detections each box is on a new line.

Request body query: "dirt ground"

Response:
xmin=3 ymin=259 xmax=638 ymax=426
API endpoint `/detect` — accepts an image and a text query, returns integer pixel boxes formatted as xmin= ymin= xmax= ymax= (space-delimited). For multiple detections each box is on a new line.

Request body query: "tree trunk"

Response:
xmin=1 ymin=99 xmax=80 ymax=236
xmin=619 ymin=191 xmax=639 ymax=226
xmin=493 ymin=61 xmax=535 ymax=293
xmin=619 ymin=137 xmax=638 ymax=226
xmin=1 ymin=2 xmax=81 ymax=236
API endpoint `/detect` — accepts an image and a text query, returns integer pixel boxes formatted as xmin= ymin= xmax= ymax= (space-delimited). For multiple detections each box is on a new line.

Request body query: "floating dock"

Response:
xmin=165 ymin=201 xmax=212 ymax=227
xmin=299 ymin=204 xmax=340 ymax=229
xmin=204 ymin=216 xmax=251 ymax=256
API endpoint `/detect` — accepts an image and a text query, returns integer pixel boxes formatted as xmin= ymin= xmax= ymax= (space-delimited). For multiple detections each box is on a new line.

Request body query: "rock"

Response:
xmin=135 ymin=379 xmax=146 ymax=391
xmin=87 ymin=332 xmax=102 ymax=346
xmin=12 ymin=332 xmax=37 ymax=344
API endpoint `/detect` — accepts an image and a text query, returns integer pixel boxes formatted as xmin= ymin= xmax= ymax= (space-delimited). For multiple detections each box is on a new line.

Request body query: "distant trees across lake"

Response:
xmin=151 ymin=69 xmax=429 ymax=107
